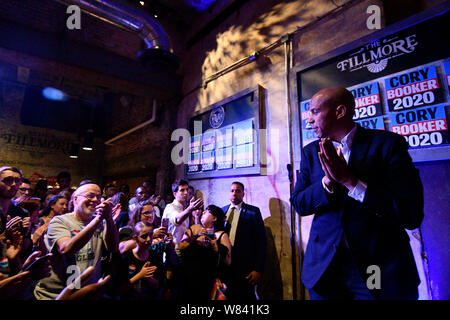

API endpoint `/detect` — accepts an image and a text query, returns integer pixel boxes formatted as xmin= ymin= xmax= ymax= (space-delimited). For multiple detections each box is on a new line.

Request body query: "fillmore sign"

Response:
xmin=298 ymin=10 xmax=449 ymax=100
xmin=0 ymin=127 xmax=74 ymax=155
xmin=336 ymin=35 xmax=418 ymax=73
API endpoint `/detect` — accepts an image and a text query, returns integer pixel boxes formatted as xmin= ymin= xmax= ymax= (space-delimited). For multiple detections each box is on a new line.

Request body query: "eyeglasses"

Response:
xmin=139 ymin=233 xmax=153 ymax=240
xmin=78 ymin=193 xmax=102 ymax=201
xmin=141 ymin=210 xmax=155 ymax=216
xmin=19 ymin=187 xmax=33 ymax=192
xmin=1 ymin=177 xmax=22 ymax=186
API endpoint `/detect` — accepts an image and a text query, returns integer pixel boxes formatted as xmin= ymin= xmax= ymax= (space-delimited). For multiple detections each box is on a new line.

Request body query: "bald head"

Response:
xmin=308 ymin=87 xmax=356 ymax=141
xmin=312 ymin=86 xmax=355 ymax=119
xmin=73 ymin=183 xmax=100 ymax=198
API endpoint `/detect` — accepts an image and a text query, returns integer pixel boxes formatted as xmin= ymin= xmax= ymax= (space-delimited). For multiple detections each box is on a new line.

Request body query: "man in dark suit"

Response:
xmin=222 ymin=181 xmax=267 ymax=300
xmin=290 ymin=87 xmax=424 ymax=300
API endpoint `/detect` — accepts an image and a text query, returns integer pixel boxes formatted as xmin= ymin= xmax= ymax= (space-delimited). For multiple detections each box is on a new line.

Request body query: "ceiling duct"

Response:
xmin=56 ymin=0 xmax=179 ymax=70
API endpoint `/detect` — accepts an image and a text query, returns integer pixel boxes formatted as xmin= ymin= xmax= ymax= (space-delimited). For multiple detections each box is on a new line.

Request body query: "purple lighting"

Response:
xmin=184 ymin=0 xmax=216 ymax=11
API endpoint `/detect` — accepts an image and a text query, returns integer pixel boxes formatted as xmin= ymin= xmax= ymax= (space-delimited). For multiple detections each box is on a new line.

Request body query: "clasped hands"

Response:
xmin=318 ymin=138 xmax=357 ymax=191
xmin=95 ymin=198 xmax=114 ymax=221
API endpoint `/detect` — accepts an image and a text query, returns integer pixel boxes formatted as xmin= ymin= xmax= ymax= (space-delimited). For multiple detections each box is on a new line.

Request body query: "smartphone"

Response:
xmin=161 ymin=218 xmax=169 ymax=228
xmin=24 ymin=254 xmax=51 ymax=272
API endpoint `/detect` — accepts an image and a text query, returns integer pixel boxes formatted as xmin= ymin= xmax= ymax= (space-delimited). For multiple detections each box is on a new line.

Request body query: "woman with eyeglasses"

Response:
xmin=118 ymin=201 xmax=171 ymax=253
xmin=114 ymin=221 xmax=159 ymax=300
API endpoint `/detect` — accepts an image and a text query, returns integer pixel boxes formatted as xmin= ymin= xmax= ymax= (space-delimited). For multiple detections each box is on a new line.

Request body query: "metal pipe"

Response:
xmin=55 ymin=0 xmax=173 ymax=52
xmin=104 ymin=99 xmax=157 ymax=145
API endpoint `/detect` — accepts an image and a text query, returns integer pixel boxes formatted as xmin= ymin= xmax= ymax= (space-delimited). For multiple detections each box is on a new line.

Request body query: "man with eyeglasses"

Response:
xmin=0 ymin=166 xmax=33 ymax=277
xmin=34 ymin=182 xmax=119 ymax=300
xmin=14 ymin=178 xmax=33 ymax=200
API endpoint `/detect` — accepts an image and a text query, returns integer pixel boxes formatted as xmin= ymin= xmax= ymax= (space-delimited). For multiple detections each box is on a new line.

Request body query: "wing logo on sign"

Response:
xmin=209 ymin=106 xmax=225 ymax=128
xmin=367 ymin=59 xmax=388 ymax=73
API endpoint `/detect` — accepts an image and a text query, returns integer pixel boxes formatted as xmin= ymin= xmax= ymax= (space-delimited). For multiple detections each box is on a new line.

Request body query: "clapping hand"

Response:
xmin=95 ymin=199 xmax=114 ymax=221
xmin=5 ymin=230 xmax=23 ymax=260
xmin=137 ymin=262 xmax=157 ymax=279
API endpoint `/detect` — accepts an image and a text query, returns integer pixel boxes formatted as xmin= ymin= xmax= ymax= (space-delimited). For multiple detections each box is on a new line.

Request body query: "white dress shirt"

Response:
xmin=162 ymin=199 xmax=188 ymax=245
xmin=321 ymin=125 xmax=367 ymax=202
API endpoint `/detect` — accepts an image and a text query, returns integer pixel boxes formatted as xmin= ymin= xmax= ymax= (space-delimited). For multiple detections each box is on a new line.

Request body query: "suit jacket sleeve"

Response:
xmin=289 ymin=145 xmax=333 ymax=216
xmin=360 ymin=135 xmax=424 ymax=230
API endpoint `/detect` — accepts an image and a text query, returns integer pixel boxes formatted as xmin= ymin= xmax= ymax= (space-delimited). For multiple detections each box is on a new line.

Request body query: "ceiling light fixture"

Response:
xmin=82 ymin=129 xmax=94 ymax=151
xmin=69 ymin=143 xmax=80 ymax=158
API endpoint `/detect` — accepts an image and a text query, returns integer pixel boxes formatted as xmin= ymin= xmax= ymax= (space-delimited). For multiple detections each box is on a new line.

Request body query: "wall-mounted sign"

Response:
xmin=300 ymin=100 xmax=317 ymax=147
xmin=202 ymin=131 xmax=215 ymax=152
xmin=186 ymin=86 xmax=264 ymax=179
xmin=235 ymin=143 xmax=253 ymax=168
xmin=201 ymin=150 xmax=215 ymax=171
xmin=216 ymin=146 xmax=233 ymax=170
xmin=190 ymin=135 xmax=201 ymax=153
xmin=297 ymin=10 xmax=449 ymax=158
xmin=350 ymin=82 xmax=383 ymax=120
xmin=384 ymin=65 xmax=443 ymax=112
xmin=390 ymin=104 xmax=448 ymax=147
xmin=444 ymin=60 xmax=450 ymax=93
xmin=355 ymin=116 xmax=386 ymax=130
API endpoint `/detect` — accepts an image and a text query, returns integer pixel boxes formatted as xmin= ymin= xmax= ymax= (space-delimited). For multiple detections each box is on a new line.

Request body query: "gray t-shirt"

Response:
xmin=34 ymin=213 xmax=106 ymax=300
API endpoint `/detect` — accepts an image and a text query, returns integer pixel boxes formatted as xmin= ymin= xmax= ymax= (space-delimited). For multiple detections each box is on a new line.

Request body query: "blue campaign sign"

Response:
xmin=389 ymin=104 xmax=448 ymax=147
xmin=389 ymin=104 xmax=446 ymax=126
xmin=348 ymin=82 xmax=383 ymax=120
xmin=300 ymin=99 xmax=318 ymax=146
xmin=444 ymin=60 xmax=450 ymax=91
xmin=356 ymin=116 xmax=386 ymax=130
xmin=384 ymin=65 xmax=443 ymax=111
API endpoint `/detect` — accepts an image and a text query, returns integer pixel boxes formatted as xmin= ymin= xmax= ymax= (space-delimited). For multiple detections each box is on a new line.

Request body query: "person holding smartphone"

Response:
xmin=178 ymin=205 xmax=232 ymax=300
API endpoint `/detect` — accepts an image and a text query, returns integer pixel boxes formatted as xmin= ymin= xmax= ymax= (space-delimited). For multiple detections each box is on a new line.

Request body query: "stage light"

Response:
xmin=69 ymin=143 xmax=80 ymax=158
xmin=82 ymin=129 xmax=94 ymax=151
xmin=42 ymin=87 xmax=68 ymax=101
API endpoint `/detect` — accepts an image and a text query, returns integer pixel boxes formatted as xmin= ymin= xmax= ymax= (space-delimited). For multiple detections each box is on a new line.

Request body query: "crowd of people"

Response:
xmin=0 ymin=169 xmax=267 ymax=300
xmin=1 ymin=86 xmax=425 ymax=301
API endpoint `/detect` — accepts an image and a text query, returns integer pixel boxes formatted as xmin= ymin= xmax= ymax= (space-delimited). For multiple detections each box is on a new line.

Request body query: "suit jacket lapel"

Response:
xmin=348 ymin=125 xmax=371 ymax=174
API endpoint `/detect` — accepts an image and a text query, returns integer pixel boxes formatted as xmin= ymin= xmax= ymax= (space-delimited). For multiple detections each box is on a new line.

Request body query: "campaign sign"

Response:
xmin=201 ymin=150 xmax=215 ymax=171
xmin=356 ymin=116 xmax=385 ymax=130
xmin=190 ymin=135 xmax=201 ymax=154
xmin=235 ymin=143 xmax=253 ymax=168
xmin=389 ymin=104 xmax=448 ymax=148
xmin=349 ymin=82 xmax=383 ymax=120
xmin=188 ymin=153 xmax=201 ymax=172
xmin=385 ymin=65 xmax=443 ymax=112
xmin=300 ymin=100 xmax=318 ymax=147
xmin=202 ymin=131 xmax=216 ymax=152
xmin=216 ymin=127 xmax=233 ymax=149
xmin=444 ymin=60 xmax=450 ymax=93
xmin=216 ymin=147 xmax=233 ymax=170
xmin=234 ymin=119 xmax=254 ymax=146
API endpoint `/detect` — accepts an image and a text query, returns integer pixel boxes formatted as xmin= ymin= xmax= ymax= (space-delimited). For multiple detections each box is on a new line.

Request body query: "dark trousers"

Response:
xmin=308 ymin=246 xmax=375 ymax=300
xmin=227 ymin=277 xmax=257 ymax=301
